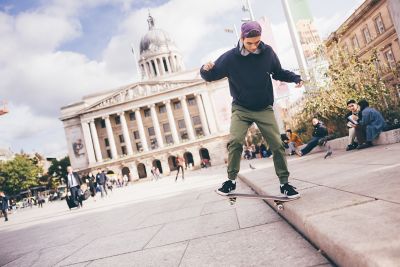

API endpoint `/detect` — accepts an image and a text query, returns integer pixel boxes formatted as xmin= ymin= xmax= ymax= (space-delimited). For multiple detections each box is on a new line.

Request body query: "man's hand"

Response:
xmin=295 ymin=80 xmax=304 ymax=88
xmin=202 ymin=62 xmax=215 ymax=71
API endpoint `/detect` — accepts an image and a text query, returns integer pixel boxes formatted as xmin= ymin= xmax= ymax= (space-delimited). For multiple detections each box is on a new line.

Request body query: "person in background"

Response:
xmin=0 ymin=192 xmax=9 ymax=222
xmin=353 ymin=99 xmax=385 ymax=149
xmin=286 ymin=129 xmax=303 ymax=156
xmin=296 ymin=118 xmax=328 ymax=157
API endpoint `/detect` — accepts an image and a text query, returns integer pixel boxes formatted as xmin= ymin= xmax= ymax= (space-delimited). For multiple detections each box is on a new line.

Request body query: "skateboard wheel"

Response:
xmin=277 ymin=204 xmax=284 ymax=210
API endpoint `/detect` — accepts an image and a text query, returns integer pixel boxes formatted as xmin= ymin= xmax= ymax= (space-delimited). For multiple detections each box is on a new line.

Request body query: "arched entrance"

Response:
xmin=199 ymin=148 xmax=211 ymax=160
xmin=121 ymin=167 xmax=130 ymax=176
xmin=183 ymin=152 xmax=194 ymax=168
xmin=168 ymin=155 xmax=177 ymax=171
xmin=106 ymin=170 xmax=114 ymax=175
xmin=137 ymin=163 xmax=147 ymax=178
xmin=152 ymin=159 xmax=163 ymax=173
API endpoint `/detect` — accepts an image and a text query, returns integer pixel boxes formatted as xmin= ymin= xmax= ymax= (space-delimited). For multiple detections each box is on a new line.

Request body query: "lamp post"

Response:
xmin=130 ymin=44 xmax=142 ymax=80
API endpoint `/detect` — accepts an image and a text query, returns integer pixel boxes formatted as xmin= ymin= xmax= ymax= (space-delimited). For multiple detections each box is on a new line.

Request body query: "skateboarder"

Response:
xmin=200 ymin=21 xmax=303 ymax=198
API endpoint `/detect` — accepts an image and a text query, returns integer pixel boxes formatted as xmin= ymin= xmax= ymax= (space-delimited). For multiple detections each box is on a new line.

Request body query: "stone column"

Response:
xmin=191 ymin=148 xmax=202 ymax=169
xmin=160 ymin=156 xmax=170 ymax=176
xmin=134 ymin=108 xmax=149 ymax=152
xmin=103 ymin=115 xmax=118 ymax=159
xmin=166 ymin=57 xmax=172 ymax=73
xmin=81 ymin=121 xmax=96 ymax=164
xmin=158 ymin=57 xmax=165 ymax=76
xmin=128 ymin=162 xmax=139 ymax=181
xmin=201 ymin=91 xmax=218 ymax=134
xmin=118 ymin=111 xmax=134 ymax=156
xmin=163 ymin=99 xmax=180 ymax=144
xmin=89 ymin=119 xmax=103 ymax=162
xmin=194 ymin=93 xmax=210 ymax=136
xmin=153 ymin=59 xmax=160 ymax=77
xmin=149 ymin=104 xmax=164 ymax=148
xmin=180 ymin=96 xmax=195 ymax=140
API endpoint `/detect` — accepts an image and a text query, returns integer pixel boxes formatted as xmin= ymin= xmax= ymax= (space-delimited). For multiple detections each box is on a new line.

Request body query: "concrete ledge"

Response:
xmin=238 ymin=142 xmax=400 ymax=267
xmin=299 ymin=128 xmax=400 ymax=154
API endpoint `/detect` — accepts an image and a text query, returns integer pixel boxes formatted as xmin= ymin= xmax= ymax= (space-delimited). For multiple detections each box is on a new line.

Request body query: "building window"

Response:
xmin=133 ymin=131 xmax=140 ymax=140
xmin=150 ymin=138 xmax=158 ymax=149
xmin=187 ymin=97 xmax=196 ymax=106
xmin=104 ymin=138 xmax=109 ymax=147
xmin=178 ymin=119 xmax=186 ymax=129
xmin=136 ymin=142 xmax=142 ymax=151
xmin=195 ymin=127 xmax=204 ymax=136
xmin=129 ymin=112 xmax=136 ymax=121
xmin=374 ymin=15 xmax=385 ymax=35
xmin=180 ymin=131 xmax=188 ymax=140
xmin=173 ymin=102 xmax=181 ymax=109
xmin=362 ymin=27 xmax=371 ymax=44
xmin=101 ymin=120 xmax=106 ymax=128
xmin=115 ymin=116 xmax=121 ymax=125
xmin=144 ymin=109 xmax=151 ymax=117
xmin=148 ymin=127 xmax=155 ymax=136
xmin=121 ymin=146 xmax=126 ymax=155
xmin=163 ymin=123 xmax=170 ymax=132
xmin=159 ymin=105 xmax=166 ymax=113
xmin=165 ymin=134 xmax=173 ymax=144
xmin=384 ymin=48 xmax=396 ymax=69
xmin=352 ymin=35 xmax=359 ymax=50
xmin=106 ymin=149 xmax=112 ymax=158
xmin=119 ymin=134 xmax=124 ymax=143
xmin=192 ymin=115 xmax=201 ymax=125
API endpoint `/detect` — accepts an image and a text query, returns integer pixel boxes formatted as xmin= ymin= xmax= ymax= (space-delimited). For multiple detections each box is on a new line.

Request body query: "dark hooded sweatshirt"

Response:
xmin=200 ymin=41 xmax=301 ymax=111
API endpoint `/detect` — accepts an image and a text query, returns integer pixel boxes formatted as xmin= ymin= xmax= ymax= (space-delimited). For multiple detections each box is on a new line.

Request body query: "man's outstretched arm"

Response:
xmin=200 ymin=53 xmax=229 ymax=82
xmin=271 ymin=50 xmax=303 ymax=87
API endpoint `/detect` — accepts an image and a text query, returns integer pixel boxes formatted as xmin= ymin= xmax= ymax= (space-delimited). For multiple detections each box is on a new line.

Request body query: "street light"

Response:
xmin=130 ymin=44 xmax=142 ymax=80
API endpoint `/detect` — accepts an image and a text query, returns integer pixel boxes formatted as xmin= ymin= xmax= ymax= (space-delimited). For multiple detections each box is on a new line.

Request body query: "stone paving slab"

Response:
xmin=180 ymin=222 xmax=329 ymax=267
xmin=57 ymin=225 xmax=162 ymax=265
xmin=145 ymin=209 xmax=239 ymax=248
xmin=87 ymin=242 xmax=188 ymax=267
xmin=238 ymin=142 xmax=400 ymax=267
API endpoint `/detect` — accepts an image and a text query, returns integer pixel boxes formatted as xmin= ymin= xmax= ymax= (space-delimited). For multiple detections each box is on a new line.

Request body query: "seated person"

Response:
xmin=286 ymin=129 xmax=303 ymax=155
xmin=296 ymin=118 xmax=328 ymax=156
xmin=353 ymin=99 xmax=385 ymax=149
xmin=345 ymin=100 xmax=359 ymax=151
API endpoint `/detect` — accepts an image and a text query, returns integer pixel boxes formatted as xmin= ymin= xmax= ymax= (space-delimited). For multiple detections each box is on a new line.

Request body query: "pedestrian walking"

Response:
xmin=96 ymin=169 xmax=108 ymax=198
xmin=200 ymin=21 xmax=303 ymax=198
xmin=66 ymin=166 xmax=83 ymax=208
xmin=0 ymin=192 xmax=9 ymax=222
xmin=175 ymin=155 xmax=185 ymax=182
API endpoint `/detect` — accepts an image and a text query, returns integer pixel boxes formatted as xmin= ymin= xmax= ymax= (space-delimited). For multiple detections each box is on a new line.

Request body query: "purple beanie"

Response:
xmin=241 ymin=21 xmax=262 ymax=38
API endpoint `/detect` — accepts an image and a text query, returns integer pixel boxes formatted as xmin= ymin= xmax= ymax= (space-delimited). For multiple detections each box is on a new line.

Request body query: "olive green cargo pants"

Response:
xmin=227 ymin=104 xmax=289 ymax=184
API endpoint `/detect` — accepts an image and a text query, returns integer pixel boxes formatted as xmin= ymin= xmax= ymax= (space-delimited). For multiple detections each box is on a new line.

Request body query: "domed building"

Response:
xmin=60 ymin=14 xmax=232 ymax=180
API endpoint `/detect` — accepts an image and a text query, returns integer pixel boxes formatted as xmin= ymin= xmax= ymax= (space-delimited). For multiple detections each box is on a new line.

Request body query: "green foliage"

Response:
xmin=0 ymin=154 xmax=43 ymax=195
xmin=47 ymin=156 xmax=70 ymax=186
xmin=291 ymin=45 xmax=400 ymax=138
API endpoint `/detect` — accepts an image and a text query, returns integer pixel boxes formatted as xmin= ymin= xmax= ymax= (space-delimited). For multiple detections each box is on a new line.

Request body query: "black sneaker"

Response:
xmin=280 ymin=183 xmax=300 ymax=199
xmin=216 ymin=180 xmax=236 ymax=196
xmin=357 ymin=142 xmax=373 ymax=150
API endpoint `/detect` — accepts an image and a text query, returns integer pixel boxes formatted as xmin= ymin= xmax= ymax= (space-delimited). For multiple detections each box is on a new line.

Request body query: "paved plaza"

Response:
xmin=0 ymin=165 xmax=330 ymax=267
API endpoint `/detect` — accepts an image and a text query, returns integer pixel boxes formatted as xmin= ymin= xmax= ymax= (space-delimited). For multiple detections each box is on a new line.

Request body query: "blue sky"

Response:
xmin=0 ymin=0 xmax=364 ymax=157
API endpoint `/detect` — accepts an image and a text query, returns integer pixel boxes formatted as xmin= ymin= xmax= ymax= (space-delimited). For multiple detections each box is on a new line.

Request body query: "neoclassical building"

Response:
xmin=60 ymin=15 xmax=232 ymax=179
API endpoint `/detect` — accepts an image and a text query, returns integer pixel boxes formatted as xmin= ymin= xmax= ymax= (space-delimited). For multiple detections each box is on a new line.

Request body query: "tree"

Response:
xmin=290 ymin=45 xmax=399 ymax=138
xmin=47 ymin=156 xmax=70 ymax=186
xmin=0 ymin=154 xmax=43 ymax=195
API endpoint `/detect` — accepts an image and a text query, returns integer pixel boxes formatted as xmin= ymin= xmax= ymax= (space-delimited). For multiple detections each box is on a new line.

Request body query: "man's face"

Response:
xmin=312 ymin=118 xmax=319 ymax=126
xmin=67 ymin=167 xmax=73 ymax=173
xmin=242 ymin=36 xmax=261 ymax=53
xmin=347 ymin=103 xmax=358 ymax=112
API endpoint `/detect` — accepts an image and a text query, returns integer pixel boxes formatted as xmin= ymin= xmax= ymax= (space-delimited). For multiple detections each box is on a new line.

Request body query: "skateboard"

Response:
xmin=222 ymin=192 xmax=299 ymax=210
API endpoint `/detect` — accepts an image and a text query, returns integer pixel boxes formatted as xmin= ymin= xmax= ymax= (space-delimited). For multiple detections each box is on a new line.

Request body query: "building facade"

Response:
xmin=60 ymin=15 xmax=232 ymax=179
xmin=325 ymin=0 xmax=400 ymax=97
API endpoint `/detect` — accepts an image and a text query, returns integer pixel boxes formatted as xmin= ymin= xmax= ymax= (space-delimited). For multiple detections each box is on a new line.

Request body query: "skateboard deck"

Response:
xmin=218 ymin=192 xmax=299 ymax=210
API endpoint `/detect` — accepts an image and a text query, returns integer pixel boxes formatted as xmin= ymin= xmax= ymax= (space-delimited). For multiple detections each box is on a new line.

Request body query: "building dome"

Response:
xmin=140 ymin=28 xmax=175 ymax=55
xmin=137 ymin=13 xmax=185 ymax=80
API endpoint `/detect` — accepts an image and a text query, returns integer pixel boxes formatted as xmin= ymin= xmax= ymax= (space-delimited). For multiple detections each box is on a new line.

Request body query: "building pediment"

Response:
xmin=81 ymin=79 xmax=204 ymax=114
